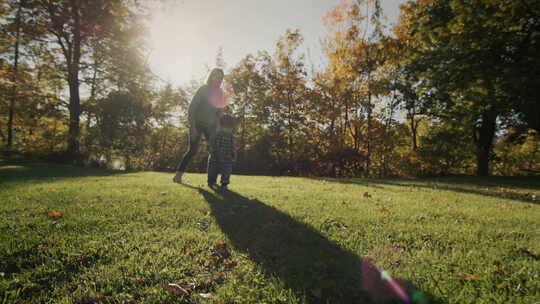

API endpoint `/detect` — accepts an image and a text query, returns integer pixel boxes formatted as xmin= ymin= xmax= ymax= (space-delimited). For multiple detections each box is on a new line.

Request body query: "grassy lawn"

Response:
xmin=0 ymin=161 xmax=539 ymax=303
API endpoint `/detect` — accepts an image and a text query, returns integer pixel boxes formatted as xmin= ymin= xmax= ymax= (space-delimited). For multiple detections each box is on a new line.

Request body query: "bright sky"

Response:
xmin=147 ymin=0 xmax=406 ymax=87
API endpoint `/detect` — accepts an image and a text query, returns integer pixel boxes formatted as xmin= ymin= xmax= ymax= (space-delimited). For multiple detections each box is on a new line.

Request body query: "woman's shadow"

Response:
xmin=196 ymin=187 xmax=433 ymax=303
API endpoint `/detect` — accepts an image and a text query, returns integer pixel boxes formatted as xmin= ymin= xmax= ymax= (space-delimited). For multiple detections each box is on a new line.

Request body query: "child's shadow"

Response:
xmin=198 ymin=188 xmax=434 ymax=303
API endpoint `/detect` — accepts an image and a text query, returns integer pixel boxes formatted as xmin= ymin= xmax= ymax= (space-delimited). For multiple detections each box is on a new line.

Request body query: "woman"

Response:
xmin=173 ymin=68 xmax=230 ymax=183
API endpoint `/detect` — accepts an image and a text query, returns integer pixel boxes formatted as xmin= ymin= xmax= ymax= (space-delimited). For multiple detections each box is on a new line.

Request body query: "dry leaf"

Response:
xmin=496 ymin=282 xmax=506 ymax=288
xmin=46 ymin=210 xmax=63 ymax=217
xmin=363 ymin=192 xmax=372 ymax=199
xmin=479 ymin=220 xmax=488 ymax=225
xmin=163 ymin=283 xmax=190 ymax=295
xmin=377 ymin=207 xmax=390 ymax=213
xmin=92 ymin=294 xmax=109 ymax=302
xmin=459 ymin=273 xmax=477 ymax=281
xmin=183 ymin=248 xmax=196 ymax=255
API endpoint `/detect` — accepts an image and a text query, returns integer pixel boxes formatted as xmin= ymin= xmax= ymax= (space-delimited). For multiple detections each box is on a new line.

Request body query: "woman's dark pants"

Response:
xmin=176 ymin=124 xmax=216 ymax=172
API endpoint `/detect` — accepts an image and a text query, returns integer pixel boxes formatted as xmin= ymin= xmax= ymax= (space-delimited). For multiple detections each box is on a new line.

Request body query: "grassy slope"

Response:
xmin=0 ymin=161 xmax=539 ymax=304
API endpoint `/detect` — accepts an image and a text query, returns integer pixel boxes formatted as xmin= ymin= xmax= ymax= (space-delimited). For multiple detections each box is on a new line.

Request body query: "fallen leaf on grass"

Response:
xmin=213 ymin=242 xmax=229 ymax=254
xmin=46 ymin=210 xmax=63 ymax=217
xmin=479 ymin=220 xmax=488 ymax=225
xmin=496 ymin=282 xmax=506 ymax=288
xmin=183 ymin=248 xmax=197 ymax=255
xmin=459 ymin=273 xmax=477 ymax=281
xmin=163 ymin=283 xmax=190 ymax=295
xmin=377 ymin=207 xmax=390 ymax=213
xmin=213 ymin=272 xmax=226 ymax=283
xmin=90 ymin=294 xmax=110 ymax=302
xmin=222 ymin=259 xmax=237 ymax=270
xmin=363 ymin=192 xmax=372 ymax=199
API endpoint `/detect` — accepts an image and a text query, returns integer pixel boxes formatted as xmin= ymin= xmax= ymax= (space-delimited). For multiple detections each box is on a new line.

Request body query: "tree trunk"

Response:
xmin=66 ymin=0 xmax=82 ymax=157
xmin=365 ymin=87 xmax=372 ymax=177
xmin=408 ymin=110 xmax=419 ymax=152
xmin=67 ymin=69 xmax=81 ymax=156
xmin=475 ymin=108 xmax=497 ymax=176
xmin=7 ymin=0 xmax=23 ymax=150
xmin=240 ymin=103 xmax=246 ymax=170
xmin=411 ymin=122 xmax=418 ymax=151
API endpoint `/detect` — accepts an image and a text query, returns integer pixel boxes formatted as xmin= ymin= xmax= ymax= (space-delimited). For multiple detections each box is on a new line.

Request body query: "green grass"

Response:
xmin=0 ymin=161 xmax=539 ymax=304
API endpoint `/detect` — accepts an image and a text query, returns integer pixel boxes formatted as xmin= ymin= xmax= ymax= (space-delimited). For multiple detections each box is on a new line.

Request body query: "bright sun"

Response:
xmin=147 ymin=6 xmax=207 ymax=86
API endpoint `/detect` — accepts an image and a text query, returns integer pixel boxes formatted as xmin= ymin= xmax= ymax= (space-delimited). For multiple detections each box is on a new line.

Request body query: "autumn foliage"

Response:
xmin=0 ymin=0 xmax=538 ymax=177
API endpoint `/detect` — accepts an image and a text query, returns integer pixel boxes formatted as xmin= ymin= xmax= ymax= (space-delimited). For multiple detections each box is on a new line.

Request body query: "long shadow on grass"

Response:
xmin=316 ymin=176 xmax=540 ymax=205
xmin=0 ymin=161 xmax=128 ymax=189
xmin=198 ymin=187 xmax=434 ymax=303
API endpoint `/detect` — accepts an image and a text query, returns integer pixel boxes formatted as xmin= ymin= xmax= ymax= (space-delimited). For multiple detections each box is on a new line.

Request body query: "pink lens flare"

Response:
xmin=209 ymin=84 xmax=233 ymax=109
xmin=361 ymin=257 xmax=423 ymax=304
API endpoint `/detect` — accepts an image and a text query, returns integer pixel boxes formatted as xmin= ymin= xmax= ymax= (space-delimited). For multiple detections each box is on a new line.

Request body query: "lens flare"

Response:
xmin=362 ymin=257 xmax=426 ymax=304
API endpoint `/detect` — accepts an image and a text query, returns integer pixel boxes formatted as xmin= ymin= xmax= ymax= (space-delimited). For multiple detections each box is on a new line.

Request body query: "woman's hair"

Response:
xmin=206 ymin=68 xmax=224 ymax=85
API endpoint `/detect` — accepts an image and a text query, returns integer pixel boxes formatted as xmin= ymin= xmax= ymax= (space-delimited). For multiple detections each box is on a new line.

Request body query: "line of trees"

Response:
xmin=1 ymin=0 xmax=538 ymax=177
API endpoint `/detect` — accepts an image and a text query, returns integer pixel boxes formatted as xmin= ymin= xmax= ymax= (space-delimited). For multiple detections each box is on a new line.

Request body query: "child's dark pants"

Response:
xmin=207 ymin=156 xmax=233 ymax=186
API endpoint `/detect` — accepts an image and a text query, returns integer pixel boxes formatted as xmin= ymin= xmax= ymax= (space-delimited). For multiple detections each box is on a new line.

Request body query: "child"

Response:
xmin=208 ymin=114 xmax=236 ymax=189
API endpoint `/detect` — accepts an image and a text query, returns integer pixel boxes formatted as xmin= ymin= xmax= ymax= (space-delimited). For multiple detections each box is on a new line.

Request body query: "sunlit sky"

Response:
xmin=147 ymin=0 xmax=406 ymax=87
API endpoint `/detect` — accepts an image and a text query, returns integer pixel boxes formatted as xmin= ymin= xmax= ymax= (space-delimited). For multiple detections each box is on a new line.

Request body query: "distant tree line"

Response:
xmin=1 ymin=0 xmax=538 ymax=177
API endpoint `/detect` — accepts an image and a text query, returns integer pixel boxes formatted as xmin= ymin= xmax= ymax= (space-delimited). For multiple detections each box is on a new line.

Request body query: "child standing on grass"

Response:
xmin=208 ymin=115 xmax=236 ymax=189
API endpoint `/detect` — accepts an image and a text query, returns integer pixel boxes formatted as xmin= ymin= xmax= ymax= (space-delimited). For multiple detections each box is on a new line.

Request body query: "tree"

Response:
xmin=397 ymin=0 xmax=540 ymax=176
xmin=93 ymin=91 xmax=152 ymax=169
xmin=321 ymin=0 xmax=392 ymax=176
xmin=1 ymin=0 xmax=40 ymax=150
xmin=256 ymin=30 xmax=308 ymax=174
xmin=226 ymin=54 xmax=269 ymax=172
xmin=36 ymin=0 xmax=142 ymax=157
